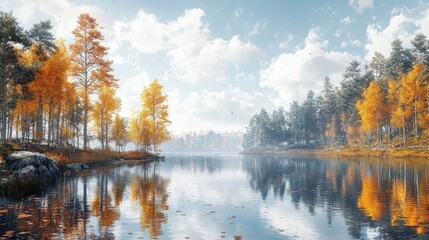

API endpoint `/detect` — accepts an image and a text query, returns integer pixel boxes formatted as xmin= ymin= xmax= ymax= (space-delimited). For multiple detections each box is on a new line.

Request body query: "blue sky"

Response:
xmin=2 ymin=0 xmax=429 ymax=133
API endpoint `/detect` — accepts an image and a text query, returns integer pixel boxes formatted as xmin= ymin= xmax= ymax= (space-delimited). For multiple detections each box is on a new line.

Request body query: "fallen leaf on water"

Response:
xmin=18 ymin=231 xmax=29 ymax=235
xmin=3 ymin=230 xmax=14 ymax=237
xmin=17 ymin=214 xmax=31 ymax=218
xmin=0 ymin=209 xmax=8 ymax=213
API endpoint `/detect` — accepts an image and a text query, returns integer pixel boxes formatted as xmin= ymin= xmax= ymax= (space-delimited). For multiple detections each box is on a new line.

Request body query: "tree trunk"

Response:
xmin=36 ymin=95 xmax=43 ymax=141
xmin=83 ymin=90 xmax=88 ymax=150
xmin=402 ymin=114 xmax=406 ymax=150
xmin=48 ymin=100 xmax=53 ymax=146
xmin=105 ymin=124 xmax=109 ymax=150
xmin=1 ymin=82 xmax=7 ymax=144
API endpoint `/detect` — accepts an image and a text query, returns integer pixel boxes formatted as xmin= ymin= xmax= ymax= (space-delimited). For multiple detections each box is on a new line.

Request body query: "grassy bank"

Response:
xmin=44 ymin=149 xmax=156 ymax=170
xmin=241 ymin=147 xmax=429 ymax=159
xmin=0 ymin=142 xmax=156 ymax=171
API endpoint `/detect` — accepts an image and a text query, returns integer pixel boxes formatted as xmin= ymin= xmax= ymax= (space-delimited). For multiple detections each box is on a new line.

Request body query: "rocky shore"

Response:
xmin=0 ymin=151 xmax=162 ymax=197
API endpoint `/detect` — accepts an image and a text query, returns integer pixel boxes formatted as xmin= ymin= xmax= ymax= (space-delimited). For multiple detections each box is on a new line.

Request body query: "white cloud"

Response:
xmin=341 ymin=16 xmax=352 ymax=25
xmin=348 ymin=0 xmax=374 ymax=12
xmin=168 ymin=35 xmax=262 ymax=83
xmin=234 ymin=7 xmax=243 ymax=19
xmin=279 ymin=33 xmax=294 ymax=49
xmin=334 ymin=29 xmax=341 ymax=38
xmin=124 ymin=11 xmax=167 ymax=54
xmin=116 ymin=8 xmax=262 ymax=83
xmin=341 ymin=39 xmax=361 ymax=48
xmin=3 ymin=0 xmax=116 ymax=49
xmin=249 ymin=21 xmax=261 ymax=37
xmin=364 ymin=10 xmax=427 ymax=61
xmin=117 ymin=70 xmax=151 ymax=117
xmin=168 ymin=88 xmax=264 ymax=132
xmin=260 ymin=27 xmax=357 ymax=103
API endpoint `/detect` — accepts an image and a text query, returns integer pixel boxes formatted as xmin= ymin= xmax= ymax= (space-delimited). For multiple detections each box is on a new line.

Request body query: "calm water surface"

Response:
xmin=0 ymin=154 xmax=429 ymax=239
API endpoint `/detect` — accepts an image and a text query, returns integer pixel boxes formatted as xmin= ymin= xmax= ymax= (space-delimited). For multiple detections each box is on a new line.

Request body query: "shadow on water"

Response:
xmin=0 ymin=161 xmax=169 ymax=239
xmin=242 ymin=155 xmax=429 ymax=239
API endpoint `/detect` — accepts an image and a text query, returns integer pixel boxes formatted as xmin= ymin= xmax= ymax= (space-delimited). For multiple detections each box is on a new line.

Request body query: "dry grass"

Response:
xmin=284 ymin=148 xmax=429 ymax=159
xmin=44 ymin=149 xmax=153 ymax=169
xmin=44 ymin=152 xmax=73 ymax=171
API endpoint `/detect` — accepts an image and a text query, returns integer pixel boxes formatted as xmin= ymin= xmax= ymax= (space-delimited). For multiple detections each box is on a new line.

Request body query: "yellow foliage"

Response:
xmin=356 ymin=81 xmax=386 ymax=139
xmin=138 ymin=79 xmax=171 ymax=152
xmin=357 ymin=173 xmax=385 ymax=220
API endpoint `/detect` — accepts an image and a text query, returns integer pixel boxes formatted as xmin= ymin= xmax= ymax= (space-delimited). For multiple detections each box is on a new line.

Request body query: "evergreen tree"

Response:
xmin=0 ymin=11 xmax=36 ymax=143
xmin=386 ymin=39 xmax=415 ymax=79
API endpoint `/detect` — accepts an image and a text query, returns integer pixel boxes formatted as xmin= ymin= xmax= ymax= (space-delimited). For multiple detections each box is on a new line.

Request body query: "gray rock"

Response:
xmin=12 ymin=165 xmax=38 ymax=184
xmin=46 ymin=161 xmax=60 ymax=176
xmin=66 ymin=163 xmax=89 ymax=172
xmin=37 ymin=165 xmax=52 ymax=184
xmin=4 ymin=151 xmax=61 ymax=194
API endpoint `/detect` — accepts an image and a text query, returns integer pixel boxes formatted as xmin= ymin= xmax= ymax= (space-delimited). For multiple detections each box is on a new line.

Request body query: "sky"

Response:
xmin=2 ymin=0 xmax=429 ymax=134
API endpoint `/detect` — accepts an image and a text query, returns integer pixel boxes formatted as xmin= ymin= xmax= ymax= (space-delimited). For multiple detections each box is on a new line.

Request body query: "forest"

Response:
xmin=243 ymin=34 xmax=429 ymax=151
xmin=0 ymin=11 xmax=170 ymax=155
xmin=162 ymin=131 xmax=243 ymax=152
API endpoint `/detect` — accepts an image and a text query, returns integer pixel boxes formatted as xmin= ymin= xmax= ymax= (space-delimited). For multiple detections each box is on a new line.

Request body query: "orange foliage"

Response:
xmin=70 ymin=13 xmax=117 ymax=150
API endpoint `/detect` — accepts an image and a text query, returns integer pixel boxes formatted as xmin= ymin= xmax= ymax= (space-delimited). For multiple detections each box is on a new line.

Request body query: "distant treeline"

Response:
xmin=162 ymin=131 xmax=242 ymax=151
xmin=244 ymin=34 xmax=429 ymax=150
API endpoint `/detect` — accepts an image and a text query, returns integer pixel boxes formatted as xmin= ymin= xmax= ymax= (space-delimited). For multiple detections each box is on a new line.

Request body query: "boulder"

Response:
xmin=65 ymin=163 xmax=89 ymax=172
xmin=3 ymin=151 xmax=61 ymax=195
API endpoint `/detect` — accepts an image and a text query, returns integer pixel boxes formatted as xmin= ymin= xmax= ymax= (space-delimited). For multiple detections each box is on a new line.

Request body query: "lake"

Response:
xmin=0 ymin=153 xmax=429 ymax=239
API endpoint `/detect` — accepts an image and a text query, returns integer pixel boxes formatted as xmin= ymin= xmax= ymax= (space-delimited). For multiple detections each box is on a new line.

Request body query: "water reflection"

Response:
xmin=243 ymin=156 xmax=429 ymax=238
xmin=0 ymin=161 xmax=169 ymax=239
xmin=1 ymin=155 xmax=429 ymax=239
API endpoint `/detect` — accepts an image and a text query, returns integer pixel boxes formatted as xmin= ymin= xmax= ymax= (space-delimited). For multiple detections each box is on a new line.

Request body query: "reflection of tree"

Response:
xmin=0 ymin=162 xmax=171 ymax=239
xmin=130 ymin=163 xmax=169 ymax=238
xmin=0 ymin=175 xmax=90 ymax=239
xmin=91 ymin=173 xmax=120 ymax=239
xmin=170 ymin=155 xmax=224 ymax=174
xmin=242 ymin=155 xmax=429 ymax=238
xmin=357 ymin=169 xmax=385 ymax=220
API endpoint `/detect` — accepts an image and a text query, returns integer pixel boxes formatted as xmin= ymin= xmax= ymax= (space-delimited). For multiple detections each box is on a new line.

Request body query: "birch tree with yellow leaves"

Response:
xmin=140 ymin=80 xmax=171 ymax=153
xmin=356 ymin=81 xmax=386 ymax=144
xmin=92 ymin=87 xmax=120 ymax=150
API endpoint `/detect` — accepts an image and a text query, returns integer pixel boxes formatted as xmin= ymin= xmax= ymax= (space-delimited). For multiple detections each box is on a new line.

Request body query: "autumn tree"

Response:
xmin=92 ymin=87 xmax=120 ymax=150
xmin=33 ymin=39 xmax=70 ymax=144
xmin=26 ymin=20 xmax=55 ymax=140
xmin=356 ymin=81 xmax=386 ymax=144
xmin=70 ymin=13 xmax=117 ymax=150
xmin=111 ymin=114 xmax=128 ymax=152
xmin=129 ymin=110 xmax=151 ymax=151
xmin=140 ymin=80 xmax=171 ymax=153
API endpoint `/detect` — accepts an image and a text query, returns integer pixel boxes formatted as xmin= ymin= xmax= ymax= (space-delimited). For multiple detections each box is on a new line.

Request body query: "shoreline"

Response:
xmin=0 ymin=150 xmax=162 ymax=197
xmin=240 ymin=147 xmax=429 ymax=159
